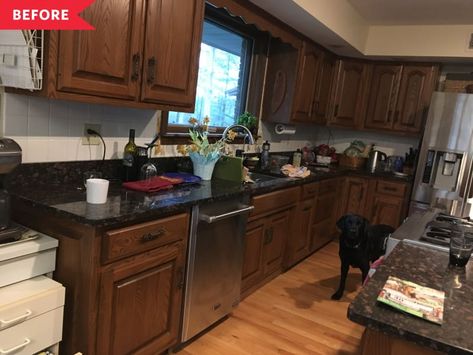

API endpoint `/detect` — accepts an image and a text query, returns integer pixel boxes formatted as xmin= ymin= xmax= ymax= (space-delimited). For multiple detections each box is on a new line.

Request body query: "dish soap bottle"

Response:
xmin=293 ymin=149 xmax=302 ymax=168
xmin=260 ymin=140 xmax=270 ymax=170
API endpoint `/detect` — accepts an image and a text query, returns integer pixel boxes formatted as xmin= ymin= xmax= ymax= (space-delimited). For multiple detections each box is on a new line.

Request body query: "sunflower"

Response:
xmin=188 ymin=117 xmax=198 ymax=125
xmin=226 ymin=129 xmax=238 ymax=141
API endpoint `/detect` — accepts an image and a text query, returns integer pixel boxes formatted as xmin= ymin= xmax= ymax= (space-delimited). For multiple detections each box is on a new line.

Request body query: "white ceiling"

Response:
xmin=348 ymin=0 xmax=473 ymax=25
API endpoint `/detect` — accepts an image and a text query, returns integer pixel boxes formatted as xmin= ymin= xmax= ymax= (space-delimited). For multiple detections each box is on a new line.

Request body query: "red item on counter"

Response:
xmin=122 ymin=176 xmax=183 ymax=192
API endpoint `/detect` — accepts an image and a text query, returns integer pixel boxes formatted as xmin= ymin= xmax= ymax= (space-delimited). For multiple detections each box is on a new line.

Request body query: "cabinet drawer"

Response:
xmin=0 ymin=276 xmax=64 ymax=331
xmin=0 ymin=307 xmax=63 ymax=355
xmin=318 ymin=178 xmax=338 ymax=195
xmin=376 ymin=180 xmax=407 ymax=197
xmin=251 ymin=187 xmax=299 ymax=217
xmin=103 ymin=213 xmax=189 ymax=263
xmin=301 ymin=182 xmax=318 ymax=199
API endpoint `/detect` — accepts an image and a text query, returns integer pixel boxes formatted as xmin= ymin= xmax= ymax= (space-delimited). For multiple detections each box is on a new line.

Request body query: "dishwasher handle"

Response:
xmin=199 ymin=205 xmax=254 ymax=224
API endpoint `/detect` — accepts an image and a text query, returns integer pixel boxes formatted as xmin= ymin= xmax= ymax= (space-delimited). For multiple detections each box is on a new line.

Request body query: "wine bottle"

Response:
xmin=123 ymin=129 xmax=137 ymax=181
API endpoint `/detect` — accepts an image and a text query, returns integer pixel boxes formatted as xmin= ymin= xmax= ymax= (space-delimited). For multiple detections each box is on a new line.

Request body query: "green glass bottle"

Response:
xmin=123 ymin=129 xmax=137 ymax=181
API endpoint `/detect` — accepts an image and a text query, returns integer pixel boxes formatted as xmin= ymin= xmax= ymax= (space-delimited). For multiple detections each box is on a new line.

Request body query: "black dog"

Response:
xmin=331 ymin=214 xmax=394 ymax=300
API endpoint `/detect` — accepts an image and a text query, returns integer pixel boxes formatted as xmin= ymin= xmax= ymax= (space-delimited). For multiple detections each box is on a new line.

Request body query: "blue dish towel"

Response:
xmin=161 ymin=172 xmax=201 ymax=184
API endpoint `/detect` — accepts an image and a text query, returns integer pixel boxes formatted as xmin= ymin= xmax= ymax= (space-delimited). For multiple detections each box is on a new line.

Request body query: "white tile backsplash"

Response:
xmin=1 ymin=91 xmax=420 ymax=163
xmin=2 ymin=93 xmax=161 ymax=162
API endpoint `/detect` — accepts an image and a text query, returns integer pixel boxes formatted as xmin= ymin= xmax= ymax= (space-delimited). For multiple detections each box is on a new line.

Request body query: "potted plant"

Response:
xmin=237 ymin=111 xmax=258 ymax=135
xmin=177 ymin=116 xmax=236 ymax=180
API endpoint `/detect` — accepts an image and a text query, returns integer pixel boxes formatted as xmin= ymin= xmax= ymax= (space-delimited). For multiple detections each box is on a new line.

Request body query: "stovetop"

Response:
xmin=419 ymin=213 xmax=473 ymax=247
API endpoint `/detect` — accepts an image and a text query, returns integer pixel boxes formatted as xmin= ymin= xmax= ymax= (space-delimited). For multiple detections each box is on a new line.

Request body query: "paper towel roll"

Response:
xmin=275 ymin=124 xmax=296 ymax=135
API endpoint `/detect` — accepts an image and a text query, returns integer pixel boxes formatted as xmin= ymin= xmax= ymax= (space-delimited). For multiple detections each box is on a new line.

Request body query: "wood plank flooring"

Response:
xmin=178 ymin=242 xmax=364 ymax=355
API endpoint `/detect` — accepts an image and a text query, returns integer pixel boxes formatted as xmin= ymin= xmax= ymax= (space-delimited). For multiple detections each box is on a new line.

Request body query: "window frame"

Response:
xmin=160 ymin=4 xmax=269 ymax=144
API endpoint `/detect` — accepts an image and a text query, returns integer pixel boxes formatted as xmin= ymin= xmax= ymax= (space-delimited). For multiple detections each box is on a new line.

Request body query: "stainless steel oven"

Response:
xmin=181 ymin=196 xmax=253 ymax=342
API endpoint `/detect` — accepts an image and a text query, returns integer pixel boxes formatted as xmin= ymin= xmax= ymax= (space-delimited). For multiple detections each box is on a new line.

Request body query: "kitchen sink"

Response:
xmin=246 ymin=171 xmax=287 ymax=183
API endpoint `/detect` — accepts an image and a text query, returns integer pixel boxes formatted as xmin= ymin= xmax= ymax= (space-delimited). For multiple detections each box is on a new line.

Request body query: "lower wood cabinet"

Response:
xmin=97 ymin=241 xmax=185 ymax=355
xmin=241 ymin=188 xmax=298 ymax=296
xmin=341 ymin=177 xmax=410 ymax=228
xmin=285 ymin=198 xmax=313 ymax=266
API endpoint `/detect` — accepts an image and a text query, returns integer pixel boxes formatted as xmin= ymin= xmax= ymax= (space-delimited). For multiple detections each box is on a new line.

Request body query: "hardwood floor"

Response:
xmin=178 ymin=242 xmax=364 ymax=355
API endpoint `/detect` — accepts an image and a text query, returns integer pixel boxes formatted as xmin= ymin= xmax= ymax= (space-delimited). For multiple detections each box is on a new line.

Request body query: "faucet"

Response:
xmin=222 ymin=124 xmax=255 ymax=145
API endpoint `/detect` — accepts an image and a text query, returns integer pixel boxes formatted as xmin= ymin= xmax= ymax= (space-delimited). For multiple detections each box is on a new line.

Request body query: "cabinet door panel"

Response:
xmin=286 ymin=199 xmax=313 ymax=266
xmin=292 ymin=42 xmax=322 ymax=122
xmin=313 ymin=53 xmax=335 ymax=124
xmin=264 ymin=210 xmax=291 ymax=275
xmin=371 ymin=195 xmax=404 ymax=228
xmin=329 ymin=60 xmax=370 ymax=128
xmin=141 ymin=0 xmax=204 ymax=108
xmin=342 ymin=177 xmax=369 ymax=217
xmin=57 ymin=0 xmax=144 ymax=99
xmin=241 ymin=219 xmax=266 ymax=293
xmin=364 ymin=65 xmax=402 ymax=130
xmin=394 ymin=66 xmax=436 ymax=134
xmin=97 ymin=242 xmax=184 ymax=355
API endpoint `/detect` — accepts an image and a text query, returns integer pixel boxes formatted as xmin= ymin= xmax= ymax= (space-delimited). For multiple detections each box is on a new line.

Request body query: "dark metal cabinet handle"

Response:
xmin=147 ymin=57 xmax=156 ymax=85
xmin=264 ymin=228 xmax=274 ymax=245
xmin=131 ymin=53 xmax=140 ymax=82
xmin=334 ymin=104 xmax=339 ymax=117
xmin=141 ymin=228 xmax=166 ymax=242
xmin=177 ymin=268 xmax=184 ymax=289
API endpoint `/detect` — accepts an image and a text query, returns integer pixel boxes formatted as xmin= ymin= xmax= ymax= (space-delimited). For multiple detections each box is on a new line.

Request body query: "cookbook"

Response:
xmin=377 ymin=276 xmax=445 ymax=324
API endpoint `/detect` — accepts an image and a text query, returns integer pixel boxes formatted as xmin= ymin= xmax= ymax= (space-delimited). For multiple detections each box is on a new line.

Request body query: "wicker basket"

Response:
xmin=339 ymin=155 xmax=367 ymax=169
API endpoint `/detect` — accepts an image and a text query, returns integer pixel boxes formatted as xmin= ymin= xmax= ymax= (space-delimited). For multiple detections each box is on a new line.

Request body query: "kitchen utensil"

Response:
xmin=367 ymin=150 xmax=387 ymax=172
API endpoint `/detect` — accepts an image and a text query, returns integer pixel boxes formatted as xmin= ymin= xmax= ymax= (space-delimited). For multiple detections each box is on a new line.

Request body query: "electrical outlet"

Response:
xmin=82 ymin=123 xmax=102 ymax=145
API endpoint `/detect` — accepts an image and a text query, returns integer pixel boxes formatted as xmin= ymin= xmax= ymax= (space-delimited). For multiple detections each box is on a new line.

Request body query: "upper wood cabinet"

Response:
xmin=292 ymin=41 xmax=323 ymax=122
xmin=312 ymin=52 xmax=336 ymax=124
xmin=393 ymin=65 xmax=438 ymax=134
xmin=328 ymin=59 xmax=372 ymax=128
xmin=140 ymin=0 xmax=204 ymax=107
xmin=54 ymin=0 xmax=205 ymax=110
xmin=291 ymin=41 xmax=335 ymax=124
xmin=363 ymin=64 xmax=437 ymax=134
xmin=57 ymin=0 xmax=145 ymax=100
xmin=364 ymin=64 xmax=403 ymax=130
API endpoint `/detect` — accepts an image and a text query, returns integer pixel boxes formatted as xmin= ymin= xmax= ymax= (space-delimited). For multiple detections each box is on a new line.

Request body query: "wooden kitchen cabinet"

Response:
xmin=369 ymin=180 xmax=410 ymax=228
xmin=241 ymin=188 xmax=298 ymax=296
xmin=363 ymin=64 xmax=438 ymax=134
xmin=328 ymin=59 xmax=371 ymax=128
xmin=292 ymin=41 xmax=323 ymax=122
xmin=57 ymin=0 xmax=145 ymax=100
xmin=393 ymin=65 xmax=438 ymax=134
xmin=52 ymin=0 xmax=205 ymax=110
xmin=364 ymin=64 xmax=403 ymax=130
xmin=341 ymin=177 xmax=370 ymax=217
xmin=140 ymin=0 xmax=205 ymax=108
xmin=285 ymin=198 xmax=313 ymax=267
xmin=97 ymin=241 xmax=185 ymax=355
xmin=312 ymin=52 xmax=336 ymax=124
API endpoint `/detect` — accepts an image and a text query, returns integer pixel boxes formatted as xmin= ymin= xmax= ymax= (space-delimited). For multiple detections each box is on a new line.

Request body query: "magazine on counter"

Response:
xmin=377 ymin=276 xmax=445 ymax=325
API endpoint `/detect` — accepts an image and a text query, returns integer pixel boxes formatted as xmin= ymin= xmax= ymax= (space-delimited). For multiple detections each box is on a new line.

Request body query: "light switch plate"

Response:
xmin=82 ymin=123 xmax=102 ymax=145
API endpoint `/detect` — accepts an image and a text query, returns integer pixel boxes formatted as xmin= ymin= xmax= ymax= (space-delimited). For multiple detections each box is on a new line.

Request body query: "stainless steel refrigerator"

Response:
xmin=411 ymin=91 xmax=473 ymax=217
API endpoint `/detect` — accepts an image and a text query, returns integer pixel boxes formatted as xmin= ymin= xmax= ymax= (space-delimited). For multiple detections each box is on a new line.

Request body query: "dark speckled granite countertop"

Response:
xmin=348 ymin=242 xmax=473 ymax=354
xmin=9 ymin=164 xmax=411 ymax=228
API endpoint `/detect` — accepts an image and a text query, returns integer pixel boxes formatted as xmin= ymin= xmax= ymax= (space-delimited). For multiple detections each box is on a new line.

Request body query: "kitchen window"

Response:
xmin=161 ymin=6 xmax=266 ymax=141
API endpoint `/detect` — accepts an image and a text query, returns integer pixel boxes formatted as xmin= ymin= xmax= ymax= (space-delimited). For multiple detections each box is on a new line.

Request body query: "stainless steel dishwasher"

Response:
xmin=182 ymin=196 xmax=253 ymax=342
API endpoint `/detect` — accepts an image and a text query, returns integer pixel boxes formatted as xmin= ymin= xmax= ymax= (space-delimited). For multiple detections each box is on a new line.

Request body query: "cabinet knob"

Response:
xmin=147 ymin=57 xmax=156 ymax=85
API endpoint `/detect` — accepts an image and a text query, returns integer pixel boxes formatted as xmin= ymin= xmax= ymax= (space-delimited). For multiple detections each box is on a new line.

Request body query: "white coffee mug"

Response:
xmin=86 ymin=178 xmax=109 ymax=204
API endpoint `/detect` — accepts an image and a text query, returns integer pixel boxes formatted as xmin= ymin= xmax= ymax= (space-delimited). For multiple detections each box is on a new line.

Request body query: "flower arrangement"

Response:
xmin=177 ymin=116 xmax=236 ymax=180
xmin=177 ymin=116 xmax=236 ymax=157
